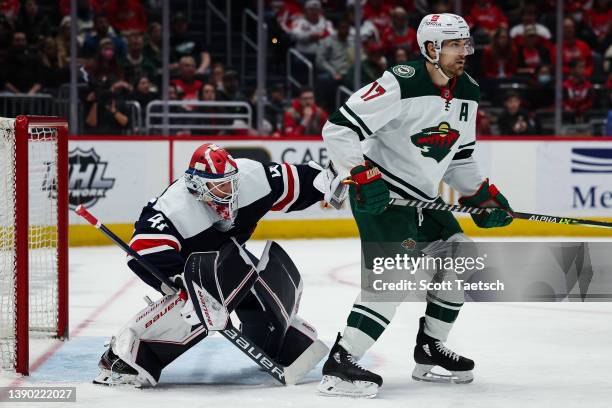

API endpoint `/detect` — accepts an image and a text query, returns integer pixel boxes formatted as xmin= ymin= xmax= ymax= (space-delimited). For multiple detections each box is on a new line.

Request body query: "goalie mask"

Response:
xmin=184 ymin=143 xmax=239 ymax=229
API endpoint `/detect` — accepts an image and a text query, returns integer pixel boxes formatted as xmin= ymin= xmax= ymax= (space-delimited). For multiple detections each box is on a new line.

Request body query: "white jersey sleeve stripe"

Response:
xmin=272 ymin=163 xmax=290 ymax=207
xmin=129 ymin=234 xmax=182 ymax=250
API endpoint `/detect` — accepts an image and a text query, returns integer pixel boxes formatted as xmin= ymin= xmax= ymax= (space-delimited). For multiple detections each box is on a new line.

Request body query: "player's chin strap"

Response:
xmin=425 ymin=52 xmax=453 ymax=82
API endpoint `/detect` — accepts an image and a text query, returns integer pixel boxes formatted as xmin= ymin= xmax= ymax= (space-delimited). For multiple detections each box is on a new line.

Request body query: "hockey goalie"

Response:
xmin=93 ymin=143 xmax=344 ymax=387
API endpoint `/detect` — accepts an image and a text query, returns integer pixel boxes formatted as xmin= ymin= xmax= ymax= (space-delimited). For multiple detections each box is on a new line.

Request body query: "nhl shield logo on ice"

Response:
xmin=410 ymin=122 xmax=460 ymax=163
xmin=392 ymin=65 xmax=415 ymax=78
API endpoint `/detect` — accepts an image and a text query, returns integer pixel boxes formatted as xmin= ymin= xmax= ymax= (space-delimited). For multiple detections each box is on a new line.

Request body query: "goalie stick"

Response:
xmin=74 ymin=205 xmax=302 ymax=385
xmin=388 ymin=198 xmax=612 ymax=229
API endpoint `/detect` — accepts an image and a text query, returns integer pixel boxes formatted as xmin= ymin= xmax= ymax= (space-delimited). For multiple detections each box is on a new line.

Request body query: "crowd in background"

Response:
xmin=0 ymin=0 xmax=610 ymax=135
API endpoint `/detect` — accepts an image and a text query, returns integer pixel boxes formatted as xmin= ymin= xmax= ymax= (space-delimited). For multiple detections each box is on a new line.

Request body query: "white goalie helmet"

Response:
xmin=417 ymin=13 xmax=474 ymax=67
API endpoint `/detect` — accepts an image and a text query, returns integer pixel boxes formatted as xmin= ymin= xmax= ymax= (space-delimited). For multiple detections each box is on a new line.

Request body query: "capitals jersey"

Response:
xmin=323 ymin=59 xmax=485 ymax=202
xmin=127 ymin=158 xmax=323 ymax=292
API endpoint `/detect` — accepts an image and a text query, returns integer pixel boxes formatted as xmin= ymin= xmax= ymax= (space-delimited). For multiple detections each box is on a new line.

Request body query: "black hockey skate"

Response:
xmin=412 ymin=317 xmax=474 ymax=384
xmin=318 ymin=333 xmax=383 ymax=398
xmin=93 ymin=344 xmax=143 ymax=387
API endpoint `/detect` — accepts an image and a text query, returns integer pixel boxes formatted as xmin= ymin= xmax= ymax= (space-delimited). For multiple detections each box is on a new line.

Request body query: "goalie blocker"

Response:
xmin=94 ymin=239 xmax=328 ymax=386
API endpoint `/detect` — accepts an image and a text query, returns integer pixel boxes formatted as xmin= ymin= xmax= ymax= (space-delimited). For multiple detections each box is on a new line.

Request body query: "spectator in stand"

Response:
xmin=170 ymin=12 xmax=210 ymax=75
xmin=274 ymin=0 xmax=303 ymax=34
xmin=210 ymin=62 xmax=225 ymax=93
xmin=509 ymin=4 xmax=552 ymax=47
xmin=362 ymin=0 xmax=393 ymax=36
xmin=84 ymin=81 xmax=130 ymax=134
xmin=56 ymin=17 xmax=79 ymax=70
xmin=476 ymin=110 xmax=492 ymax=136
xmin=15 ymin=0 xmax=51 ymax=45
xmin=498 ymin=91 xmax=539 ymax=135
xmin=129 ymin=76 xmax=157 ymax=122
xmin=170 ymin=56 xmax=203 ymax=106
xmin=343 ymin=42 xmax=387 ymax=88
xmin=197 ymin=83 xmax=222 ymax=134
xmin=284 ymin=86 xmax=328 ymax=136
xmin=316 ymin=19 xmax=351 ymax=84
xmin=1 ymin=0 xmax=21 ymax=25
xmin=563 ymin=59 xmax=594 ymax=123
xmin=144 ymin=22 xmax=162 ymax=70
xmin=466 ymin=0 xmax=508 ymax=39
xmin=551 ymin=18 xmax=594 ymax=78
xmin=481 ymin=27 xmax=518 ymax=79
xmin=217 ymin=70 xmax=247 ymax=103
xmin=265 ymin=83 xmax=288 ymax=136
xmin=38 ymin=37 xmax=70 ymax=93
xmin=200 ymin=82 xmax=216 ymax=102
xmin=122 ymin=32 xmax=156 ymax=86
xmin=394 ymin=47 xmax=409 ymax=64
xmin=105 ymin=0 xmax=148 ymax=35
xmin=86 ymin=38 xmax=124 ymax=84
xmin=82 ymin=13 xmax=127 ymax=59
xmin=59 ymin=0 xmax=103 ymax=34
xmin=5 ymin=32 xmax=41 ymax=94
xmin=316 ymin=19 xmax=351 ymax=110
xmin=346 ymin=4 xmax=379 ymax=44
xmin=516 ymin=24 xmax=551 ymax=80
xmin=584 ymin=0 xmax=612 ymax=53
xmin=290 ymin=0 xmax=333 ymax=60
xmin=381 ymin=7 xmax=418 ymax=59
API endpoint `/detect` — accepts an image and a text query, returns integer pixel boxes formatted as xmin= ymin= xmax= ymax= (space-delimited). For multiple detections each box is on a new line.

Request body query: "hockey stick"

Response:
xmin=74 ymin=205 xmax=288 ymax=385
xmin=388 ymin=198 xmax=612 ymax=229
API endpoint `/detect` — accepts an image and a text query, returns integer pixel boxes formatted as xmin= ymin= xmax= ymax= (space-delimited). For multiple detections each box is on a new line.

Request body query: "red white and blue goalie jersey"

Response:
xmin=127 ymin=158 xmax=323 ymax=291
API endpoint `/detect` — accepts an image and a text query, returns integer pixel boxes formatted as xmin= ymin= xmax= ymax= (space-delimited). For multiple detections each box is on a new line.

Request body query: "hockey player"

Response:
xmin=318 ymin=14 xmax=514 ymax=397
xmin=93 ymin=143 xmax=343 ymax=387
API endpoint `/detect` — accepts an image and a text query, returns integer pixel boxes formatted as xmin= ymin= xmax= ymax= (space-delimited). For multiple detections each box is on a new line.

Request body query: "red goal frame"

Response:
xmin=13 ymin=115 xmax=69 ymax=375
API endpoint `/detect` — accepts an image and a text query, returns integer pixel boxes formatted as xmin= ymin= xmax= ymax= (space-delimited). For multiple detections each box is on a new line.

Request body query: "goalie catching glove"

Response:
xmin=344 ymin=161 xmax=389 ymax=215
xmin=459 ymin=179 xmax=513 ymax=228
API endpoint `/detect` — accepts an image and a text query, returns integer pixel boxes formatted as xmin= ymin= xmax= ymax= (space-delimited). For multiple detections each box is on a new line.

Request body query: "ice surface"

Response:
xmin=1 ymin=239 xmax=611 ymax=408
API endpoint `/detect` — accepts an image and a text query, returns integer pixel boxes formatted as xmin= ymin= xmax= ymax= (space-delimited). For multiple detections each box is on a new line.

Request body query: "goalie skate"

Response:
xmin=412 ymin=317 xmax=474 ymax=384
xmin=92 ymin=342 xmax=148 ymax=387
xmin=317 ymin=333 xmax=382 ymax=398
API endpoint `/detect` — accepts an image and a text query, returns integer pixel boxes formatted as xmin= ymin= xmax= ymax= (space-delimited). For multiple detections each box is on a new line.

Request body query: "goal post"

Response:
xmin=1 ymin=115 xmax=68 ymax=375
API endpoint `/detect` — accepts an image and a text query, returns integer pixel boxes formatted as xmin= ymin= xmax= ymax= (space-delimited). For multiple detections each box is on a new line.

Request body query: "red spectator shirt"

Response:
xmin=1 ymin=0 xmax=20 ymax=21
xmin=283 ymin=99 xmax=328 ymax=136
xmin=551 ymin=40 xmax=594 ymax=77
xmin=105 ymin=0 xmax=148 ymax=33
xmin=363 ymin=3 xmax=393 ymax=34
xmin=273 ymin=0 xmax=303 ymax=32
xmin=481 ymin=46 xmax=518 ymax=78
xmin=466 ymin=2 xmax=508 ymax=32
xmin=563 ymin=77 xmax=593 ymax=115
xmin=381 ymin=26 xmax=418 ymax=55
xmin=584 ymin=8 xmax=612 ymax=41
xmin=171 ymin=79 xmax=203 ymax=101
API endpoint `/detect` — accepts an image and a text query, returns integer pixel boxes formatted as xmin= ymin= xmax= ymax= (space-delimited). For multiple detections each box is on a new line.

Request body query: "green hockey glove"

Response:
xmin=459 ymin=179 xmax=514 ymax=228
xmin=345 ymin=162 xmax=390 ymax=215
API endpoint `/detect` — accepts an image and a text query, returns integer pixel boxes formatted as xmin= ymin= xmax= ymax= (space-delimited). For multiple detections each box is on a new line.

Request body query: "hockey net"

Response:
xmin=0 ymin=116 xmax=68 ymax=375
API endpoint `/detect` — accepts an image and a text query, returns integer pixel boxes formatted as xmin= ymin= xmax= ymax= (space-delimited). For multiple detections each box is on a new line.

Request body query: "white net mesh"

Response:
xmin=0 ymin=118 xmax=60 ymax=371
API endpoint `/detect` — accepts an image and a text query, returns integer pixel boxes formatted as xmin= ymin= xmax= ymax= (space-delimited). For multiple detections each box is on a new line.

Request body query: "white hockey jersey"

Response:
xmin=323 ymin=59 xmax=485 ymax=202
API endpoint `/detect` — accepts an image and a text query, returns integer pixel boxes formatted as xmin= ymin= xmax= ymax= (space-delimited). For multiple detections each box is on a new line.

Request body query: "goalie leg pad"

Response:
xmin=102 ymin=293 xmax=208 ymax=386
xmin=183 ymin=238 xmax=258 ymax=330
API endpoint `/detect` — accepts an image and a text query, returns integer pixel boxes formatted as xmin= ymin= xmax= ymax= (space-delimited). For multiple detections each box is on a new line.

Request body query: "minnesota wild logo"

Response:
xmin=410 ymin=122 xmax=460 ymax=162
